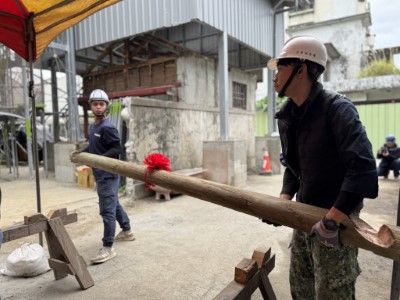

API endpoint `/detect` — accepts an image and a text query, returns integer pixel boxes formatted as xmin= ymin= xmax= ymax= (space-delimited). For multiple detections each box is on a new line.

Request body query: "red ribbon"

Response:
xmin=143 ymin=153 xmax=171 ymax=190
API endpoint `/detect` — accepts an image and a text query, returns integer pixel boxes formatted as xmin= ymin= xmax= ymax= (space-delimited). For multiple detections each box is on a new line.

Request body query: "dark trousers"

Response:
xmin=96 ymin=176 xmax=131 ymax=247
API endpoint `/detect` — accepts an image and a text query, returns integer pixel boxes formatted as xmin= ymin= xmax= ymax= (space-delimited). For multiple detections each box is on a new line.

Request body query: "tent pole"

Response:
xmin=27 ymin=15 xmax=43 ymax=246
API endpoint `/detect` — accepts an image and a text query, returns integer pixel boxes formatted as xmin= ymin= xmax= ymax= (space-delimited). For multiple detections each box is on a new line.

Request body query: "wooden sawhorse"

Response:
xmin=2 ymin=208 xmax=94 ymax=290
xmin=214 ymin=245 xmax=276 ymax=300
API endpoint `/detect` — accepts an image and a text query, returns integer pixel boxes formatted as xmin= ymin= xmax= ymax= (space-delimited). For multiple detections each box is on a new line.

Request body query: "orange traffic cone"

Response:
xmin=260 ymin=148 xmax=273 ymax=175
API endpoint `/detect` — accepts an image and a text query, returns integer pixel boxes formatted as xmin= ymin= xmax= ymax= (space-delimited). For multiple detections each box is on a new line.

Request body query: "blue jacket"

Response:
xmin=377 ymin=143 xmax=400 ymax=167
xmin=88 ymin=119 xmax=121 ymax=180
xmin=275 ymin=82 xmax=378 ymax=213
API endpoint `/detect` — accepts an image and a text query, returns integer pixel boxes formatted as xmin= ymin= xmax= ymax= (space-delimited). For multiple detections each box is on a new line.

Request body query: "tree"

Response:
xmin=358 ymin=58 xmax=400 ymax=78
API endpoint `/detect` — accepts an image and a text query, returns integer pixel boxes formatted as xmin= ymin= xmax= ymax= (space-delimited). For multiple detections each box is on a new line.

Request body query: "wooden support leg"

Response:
xmin=213 ymin=245 xmax=277 ymax=300
xmin=45 ymin=217 xmax=94 ymax=290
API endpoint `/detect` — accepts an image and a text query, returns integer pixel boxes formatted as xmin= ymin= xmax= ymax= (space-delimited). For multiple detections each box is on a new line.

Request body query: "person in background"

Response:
xmin=377 ymin=134 xmax=400 ymax=179
xmin=266 ymin=35 xmax=378 ymax=299
xmin=70 ymin=89 xmax=135 ymax=264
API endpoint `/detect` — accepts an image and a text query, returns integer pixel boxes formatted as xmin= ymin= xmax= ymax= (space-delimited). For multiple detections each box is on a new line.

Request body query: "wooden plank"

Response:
xmin=48 ymin=258 xmax=76 ymax=276
xmin=258 ymin=255 xmax=277 ymax=299
xmin=259 ymin=273 xmax=277 ymax=300
xmin=47 ymin=208 xmax=67 ymax=219
xmin=214 ymin=270 xmax=261 ymax=300
xmin=46 ymin=218 xmax=94 ymax=290
xmin=24 ymin=213 xmax=48 ymax=225
xmin=251 ymin=245 xmax=271 ymax=268
xmin=2 ymin=213 xmax=77 ymax=243
xmin=234 ymin=258 xmax=258 ymax=284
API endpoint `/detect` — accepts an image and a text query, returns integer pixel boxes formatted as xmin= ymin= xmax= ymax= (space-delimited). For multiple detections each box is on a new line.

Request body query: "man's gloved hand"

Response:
xmin=69 ymin=150 xmax=80 ymax=163
xmin=310 ymin=219 xmax=340 ymax=248
xmin=261 ymin=219 xmax=281 ymax=227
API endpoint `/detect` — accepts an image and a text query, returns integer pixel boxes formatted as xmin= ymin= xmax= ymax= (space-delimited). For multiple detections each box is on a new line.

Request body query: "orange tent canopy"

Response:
xmin=0 ymin=0 xmax=120 ymax=62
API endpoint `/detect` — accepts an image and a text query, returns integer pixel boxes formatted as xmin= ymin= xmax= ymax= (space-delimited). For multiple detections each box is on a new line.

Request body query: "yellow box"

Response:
xmin=76 ymin=171 xmax=89 ymax=188
xmin=88 ymin=174 xmax=95 ymax=189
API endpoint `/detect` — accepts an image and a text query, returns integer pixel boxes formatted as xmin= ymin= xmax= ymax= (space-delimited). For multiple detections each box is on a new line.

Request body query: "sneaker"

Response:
xmin=90 ymin=247 xmax=116 ymax=264
xmin=115 ymin=230 xmax=136 ymax=241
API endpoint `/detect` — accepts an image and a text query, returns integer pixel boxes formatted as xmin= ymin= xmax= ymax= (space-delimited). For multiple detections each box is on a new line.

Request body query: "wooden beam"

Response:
xmin=234 ymin=258 xmax=258 ymax=284
xmin=72 ymin=153 xmax=400 ymax=262
xmin=46 ymin=218 xmax=94 ymax=289
xmin=2 ymin=213 xmax=77 ymax=243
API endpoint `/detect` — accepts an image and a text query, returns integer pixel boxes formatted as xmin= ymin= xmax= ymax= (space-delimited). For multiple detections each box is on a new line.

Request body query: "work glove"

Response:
xmin=69 ymin=150 xmax=80 ymax=162
xmin=261 ymin=218 xmax=281 ymax=227
xmin=310 ymin=220 xmax=340 ymax=248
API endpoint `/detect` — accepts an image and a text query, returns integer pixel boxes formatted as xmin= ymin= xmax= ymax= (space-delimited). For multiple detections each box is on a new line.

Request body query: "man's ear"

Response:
xmin=297 ymin=63 xmax=307 ymax=74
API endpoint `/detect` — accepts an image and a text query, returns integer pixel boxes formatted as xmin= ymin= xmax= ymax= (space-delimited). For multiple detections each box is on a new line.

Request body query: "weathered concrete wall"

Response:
xmin=125 ymin=98 xmax=256 ymax=169
xmin=203 ymin=140 xmax=247 ymax=187
xmin=54 ymin=142 xmax=77 ymax=184
xmin=287 ymin=0 xmax=372 ymax=80
xmin=124 ymin=55 xmax=257 ymax=198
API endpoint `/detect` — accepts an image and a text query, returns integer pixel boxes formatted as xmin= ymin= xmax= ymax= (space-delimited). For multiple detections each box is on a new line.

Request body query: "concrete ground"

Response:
xmin=0 ymin=165 xmax=399 ymax=300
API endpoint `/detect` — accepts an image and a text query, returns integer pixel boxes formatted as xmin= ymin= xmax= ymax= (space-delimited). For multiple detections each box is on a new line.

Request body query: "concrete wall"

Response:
xmin=124 ymin=55 xmax=257 ymax=198
xmin=54 ymin=142 xmax=78 ymax=184
xmin=287 ymin=0 xmax=372 ymax=80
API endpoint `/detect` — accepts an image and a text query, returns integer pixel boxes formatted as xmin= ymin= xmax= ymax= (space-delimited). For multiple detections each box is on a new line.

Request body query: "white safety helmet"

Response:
xmin=267 ymin=36 xmax=327 ymax=70
xmin=89 ymin=89 xmax=110 ymax=105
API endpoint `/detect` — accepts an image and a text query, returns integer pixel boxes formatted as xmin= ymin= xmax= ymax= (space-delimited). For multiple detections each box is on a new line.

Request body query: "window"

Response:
xmin=233 ymin=82 xmax=247 ymax=110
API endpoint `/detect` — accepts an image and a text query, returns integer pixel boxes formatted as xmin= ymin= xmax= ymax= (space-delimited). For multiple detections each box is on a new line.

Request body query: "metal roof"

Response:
xmin=67 ymin=0 xmax=285 ymax=77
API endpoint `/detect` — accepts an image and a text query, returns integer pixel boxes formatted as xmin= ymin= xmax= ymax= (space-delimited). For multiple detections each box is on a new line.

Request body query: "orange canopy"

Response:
xmin=0 ymin=0 xmax=120 ymax=62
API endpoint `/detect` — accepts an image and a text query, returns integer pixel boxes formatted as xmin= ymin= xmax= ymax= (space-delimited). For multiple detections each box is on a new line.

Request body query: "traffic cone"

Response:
xmin=259 ymin=148 xmax=273 ymax=175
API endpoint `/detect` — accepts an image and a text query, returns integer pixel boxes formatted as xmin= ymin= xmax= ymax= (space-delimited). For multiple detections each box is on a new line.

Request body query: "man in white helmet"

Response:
xmin=265 ymin=36 xmax=378 ymax=298
xmin=70 ymin=89 xmax=135 ymax=264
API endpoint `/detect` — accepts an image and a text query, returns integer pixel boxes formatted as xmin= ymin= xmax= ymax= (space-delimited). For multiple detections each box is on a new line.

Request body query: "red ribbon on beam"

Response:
xmin=143 ymin=153 xmax=171 ymax=190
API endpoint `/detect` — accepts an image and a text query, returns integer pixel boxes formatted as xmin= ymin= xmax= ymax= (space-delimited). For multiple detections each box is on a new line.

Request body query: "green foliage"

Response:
xmin=256 ymin=96 xmax=268 ymax=111
xmin=256 ymin=95 xmax=288 ymax=112
xmin=358 ymin=59 xmax=400 ymax=78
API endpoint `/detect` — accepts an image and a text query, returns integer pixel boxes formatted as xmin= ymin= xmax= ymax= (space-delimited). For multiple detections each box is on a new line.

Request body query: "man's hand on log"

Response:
xmin=261 ymin=218 xmax=281 ymax=227
xmin=69 ymin=150 xmax=80 ymax=163
xmin=310 ymin=219 xmax=340 ymax=248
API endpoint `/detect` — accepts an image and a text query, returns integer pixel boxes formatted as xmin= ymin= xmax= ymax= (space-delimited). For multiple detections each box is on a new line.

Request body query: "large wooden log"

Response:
xmin=72 ymin=153 xmax=400 ymax=262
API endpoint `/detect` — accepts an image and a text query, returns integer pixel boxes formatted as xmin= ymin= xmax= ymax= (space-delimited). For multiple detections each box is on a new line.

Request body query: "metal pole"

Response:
xmin=22 ymin=60 xmax=34 ymax=179
xmin=27 ymin=16 xmax=43 ymax=246
xmin=66 ymin=28 xmax=80 ymax=142
xmin=218 ymin=31 xmax=229 ymax=140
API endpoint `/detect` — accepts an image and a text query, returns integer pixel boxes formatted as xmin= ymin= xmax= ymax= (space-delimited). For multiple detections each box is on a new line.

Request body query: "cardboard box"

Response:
xmin=76 ymin=171 xmax=89 ymax=188
xmin=75 ymin=165 xmax=91 ymax=188
xmin=88 ymin=174 xmax=95 ymax=189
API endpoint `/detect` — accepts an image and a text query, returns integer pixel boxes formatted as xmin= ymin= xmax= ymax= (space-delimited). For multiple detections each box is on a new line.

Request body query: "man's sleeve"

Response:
xmin=329 ymin=98 xmax=378 ymax=201
xmin=281 ymin=167 xmax=299 ymax=197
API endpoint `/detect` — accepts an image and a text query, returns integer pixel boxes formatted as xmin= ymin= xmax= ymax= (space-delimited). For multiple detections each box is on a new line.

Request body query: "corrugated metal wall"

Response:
xmin=355 ymin=102 xmax=400 ymax=156
xmin=75 ymin=0 xmax=275 ymax=56
xmin=255 ymin=102 xmax=400 ymax=157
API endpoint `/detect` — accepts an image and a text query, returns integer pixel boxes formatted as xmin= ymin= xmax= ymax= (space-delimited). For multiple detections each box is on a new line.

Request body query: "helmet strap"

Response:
xmin=278 ymin=62 xmax=303 ymax=98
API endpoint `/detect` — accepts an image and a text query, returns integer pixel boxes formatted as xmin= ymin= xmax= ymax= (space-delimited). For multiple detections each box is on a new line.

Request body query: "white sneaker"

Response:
xmin=90 ymin=247 xmax=116 ymax=264
xmin=115 ymin=230 xmax=136 ymax=241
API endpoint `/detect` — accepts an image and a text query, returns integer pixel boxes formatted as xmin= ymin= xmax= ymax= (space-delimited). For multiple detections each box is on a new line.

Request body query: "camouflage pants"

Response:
xmin=289 ymin=229 xmax=361 ymax=300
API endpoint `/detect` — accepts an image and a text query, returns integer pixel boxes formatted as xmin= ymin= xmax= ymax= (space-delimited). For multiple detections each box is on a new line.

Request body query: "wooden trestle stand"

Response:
xmin=2 ymin=208 xmax=94 ymax=290
xmin=214 ymin=245 xmax=276 ymax=300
